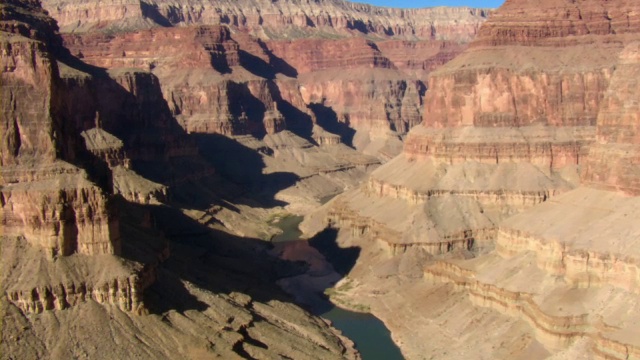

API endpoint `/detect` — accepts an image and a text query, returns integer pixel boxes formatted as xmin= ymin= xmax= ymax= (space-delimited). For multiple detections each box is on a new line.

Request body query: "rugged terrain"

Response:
xmin=302 ymin=0 xmax=640 ymax=358
xmin=6 ymin=0 xmax=639 ymax=359
xmin=41 ymin=0 xmax=489 ymax=159
xmin=0 ymin=1 xmax=362 ymax=358
xmin=1 ymin=0 xmax=492 ymax=359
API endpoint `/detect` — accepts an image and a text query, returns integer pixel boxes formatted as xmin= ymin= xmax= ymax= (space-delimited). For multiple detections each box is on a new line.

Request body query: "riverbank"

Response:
xmin=269 ymin=215 xmax=405 ymax=360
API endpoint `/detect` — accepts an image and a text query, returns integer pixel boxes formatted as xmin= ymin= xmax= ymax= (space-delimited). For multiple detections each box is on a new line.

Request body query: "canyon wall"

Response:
xmin=1 ymin=0 xmax=120 ymax=258
xmin=1 ymin=2 xmax=363 ymax=359
xmin=325 ymin=0 xmax=639 ymax=259
xmin=42 ymin=0 xmax=488 ymax=41
xmin=310 ymin=0 xmax=640 ymax=358
xmin=40 ymin=0 xmax=489 ymax=158
xmin=582 ymin=41 xmax=640 ymax=195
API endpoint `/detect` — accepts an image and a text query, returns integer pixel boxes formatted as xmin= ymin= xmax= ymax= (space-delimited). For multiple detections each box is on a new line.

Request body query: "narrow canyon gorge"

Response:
xmin=1 ymin=0 xmax=638 ymax=359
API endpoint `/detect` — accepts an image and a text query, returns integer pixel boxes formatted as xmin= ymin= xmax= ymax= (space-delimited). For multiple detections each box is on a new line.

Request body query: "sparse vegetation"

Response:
xmin=323 ymin=279 xmax=371 ymax=313
xmin=266 ymin=211 xmax=291 ymax=225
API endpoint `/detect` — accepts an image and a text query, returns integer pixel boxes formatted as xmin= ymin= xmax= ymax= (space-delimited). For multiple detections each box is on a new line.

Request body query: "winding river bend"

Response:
xmin=272 ymin=216 xmax=404 ymax=360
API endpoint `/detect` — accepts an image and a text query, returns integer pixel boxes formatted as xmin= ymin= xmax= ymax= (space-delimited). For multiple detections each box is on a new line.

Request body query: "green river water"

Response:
xmin=272 ymin=216 xmax=404 ymax=360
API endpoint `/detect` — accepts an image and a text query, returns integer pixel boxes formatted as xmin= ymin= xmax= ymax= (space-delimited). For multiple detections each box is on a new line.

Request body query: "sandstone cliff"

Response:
xmin=42 ymin=0 xmax=488 ymax=41
xmin=1 ymin=0 xmax=120 ymax=258
xmin=40 ymin=0 xmax=489 ymax=159
xmin=1 ymin=2 xmax=361 ymax=358
xmin=308 ymin=0 xmax=640 ymax=358
xmin=320 ymin=0 xmax=640 ymax=259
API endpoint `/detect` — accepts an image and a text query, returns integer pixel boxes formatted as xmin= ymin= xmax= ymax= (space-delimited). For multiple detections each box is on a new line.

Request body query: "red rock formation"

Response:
xmin=39 ymin=0 xmax=488 ymax=157
xmin=352 ymin=0 xmax=640 ymax=244
xmin=268 ymin=37 xmax=428 ymax=150
xmin=314 ymin=1 xmax=640 ymax=357
xmin=266 ymin=38 xmax=393 ymax=74
xmin=405 ymin=0 xmax=640 ymax=169
xmin=475 ymin=0 xmax=640 ymax=47
xmin=1 ymin=0 xmax=65 ymax=166
xmin=376 ymin=39 xmax=467 ymax=75
xmin=61 ymin=26 xmax=291 ymax=136
xmin=62 ymin=25 xmax=240 ymax=72
xmin=0 ymin=0 xmax=180 ymax=315
xmin=582 ymin=42 xmax=640 ymax=195
xmin=42 ymin=0 xmax=489 ymax=41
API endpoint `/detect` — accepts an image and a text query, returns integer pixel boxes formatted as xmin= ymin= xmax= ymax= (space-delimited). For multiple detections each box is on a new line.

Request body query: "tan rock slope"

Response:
xmin=40 ymin=0 xmax=489 ymax=159
xmin=307 ymin=0 xmax=640 ymax=358
xmin=1 ymin=1 xmax=361 ymax=358
xmin=43 ymin=0 xmax=487 ymax=41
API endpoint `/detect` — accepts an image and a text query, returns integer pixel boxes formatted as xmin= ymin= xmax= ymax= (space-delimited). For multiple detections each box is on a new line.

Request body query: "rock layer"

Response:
xmin=41 ymin=0 xmax=489 ymax=158
xmin=1 ymin=2 xmax=361 ymax=359
xmin=310 ymin=0 xmax=640 ymax=358
xmin=43 ymin=0 xmax=489 ymax=41
xmin=1 ymin=0 xmax=120 ymax=257
xmin=326 ymin=0 xmax=640 ymax=254
xmin=582 ymin=42 xmax=640 ymax=195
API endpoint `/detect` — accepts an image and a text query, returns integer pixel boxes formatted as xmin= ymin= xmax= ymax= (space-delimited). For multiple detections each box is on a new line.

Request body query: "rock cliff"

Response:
xmin=40 ymin=0 xmax=489 ymax=158
xmin=1 ymin=0 xmax=120 ymax=258
xmin=42 ymin=0 xmax=488 ymax=41
xmin=582 ymin=41 xmax=640 ymax=195
xmin=308 ymin=0 xmax=640 ymax=358
xmin=1 ymin=2 xmax=361 ymax=358
xmin=320 ymin=0 xmax=640 ymax=256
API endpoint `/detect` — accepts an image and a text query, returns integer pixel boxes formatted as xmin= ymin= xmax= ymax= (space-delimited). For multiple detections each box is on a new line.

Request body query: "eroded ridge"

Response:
xmin=311 ymin=0 xmax=640 ymax=358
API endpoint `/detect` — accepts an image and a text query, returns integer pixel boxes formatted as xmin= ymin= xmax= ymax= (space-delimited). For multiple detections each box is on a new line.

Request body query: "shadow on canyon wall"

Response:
xmin=270 ymin=216 xmax=362 ymax=315
xmin=309 ymin=102 xmax=356 ymax=147
xmin=56 ymin=38 xmax=365 ymax=318
xmin=139 ymin=2 xmax=172 ymax=27
xmin=119 ymin=199 xmax=315 ymax=315
xmin=306 ymin=227 xmax=362 ymax=315
xmin=308 ymin=228 xmax=360 ymax=277
xmin=58 ymin=45 xmax=300 ymax=209
xmin=236 ymin=48 xmax=317 ymax=142
xmin=194 ymin=133 xmax=299 ymax=208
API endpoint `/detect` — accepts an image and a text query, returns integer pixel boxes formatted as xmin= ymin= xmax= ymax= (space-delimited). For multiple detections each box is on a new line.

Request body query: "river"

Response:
xmin=271 ymin=215 xmax=404 ymax=360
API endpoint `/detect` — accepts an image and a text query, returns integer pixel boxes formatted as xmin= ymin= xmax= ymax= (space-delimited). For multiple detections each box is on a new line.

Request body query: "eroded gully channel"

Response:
xmin=270 ymin=215 xmax=404 ymax=360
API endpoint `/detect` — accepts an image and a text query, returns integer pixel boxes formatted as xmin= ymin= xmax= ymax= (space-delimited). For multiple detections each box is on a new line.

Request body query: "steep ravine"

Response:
xmin=269 ymin=215 xmax=404 ymax=360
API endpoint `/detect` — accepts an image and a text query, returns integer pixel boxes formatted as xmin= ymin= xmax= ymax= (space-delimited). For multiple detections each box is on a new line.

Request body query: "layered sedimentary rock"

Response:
xmin=423 ymin=251 xmax=640 ymax=358
xmin=307 ymin=0 xmax=640 ymax=358
xmin=582 ymin=42 xmax=640 ymax=195
xmin=474 ymin=0 xmax=640 ymax=47
xmin=1 ymin=172 xmax=121 ymax=257
xmin=41 ymin=0 xmax=489 ymax=158
xmin=43 ymin=0 xmax=488 ymax=41
xmin=326 ymin=0 xmax=640 ymax=257
xmin=1 ymin=0 xmax=120 ymax=257
xmin=3 ymin=236 xmax=152 ymax=314
xmin=61 ymin=25 xmax=298 ymax=136
xmin=2 ymin=2 xmax=361 ymax=359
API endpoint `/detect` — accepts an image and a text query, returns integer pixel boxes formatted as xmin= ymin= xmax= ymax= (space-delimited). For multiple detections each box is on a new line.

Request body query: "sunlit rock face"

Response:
xmin=1 ymin=2 xmax=366 ymax=359
xmin=337 ymin=0 xmax=640 ymax=252
xmin=41 ymin=0 xmax=489 ymax=158
xmin=41 ymin=0 xmax=488 ymax=41
xmin=1 ymin=0 xmax=120 ymax=258
xmin=581 ymin=42 xmax=640 ymax=196
xmin=306 ymin=0 xmax=640 ymax=359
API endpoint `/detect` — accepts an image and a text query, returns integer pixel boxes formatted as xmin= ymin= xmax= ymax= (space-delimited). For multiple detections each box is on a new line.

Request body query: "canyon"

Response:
xmin=1 ymin=0 xmax=486 ymax=359
xmin=300 ymin=0 xmax=640 ymax=359
xmin=2 ymin=0 xmax=639 ymax=359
